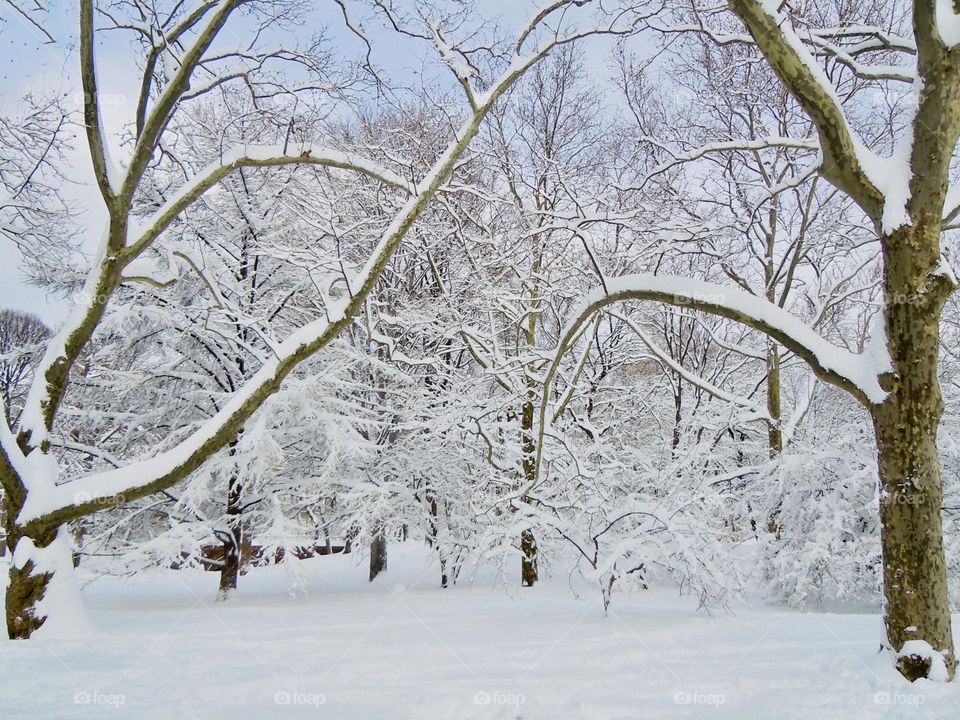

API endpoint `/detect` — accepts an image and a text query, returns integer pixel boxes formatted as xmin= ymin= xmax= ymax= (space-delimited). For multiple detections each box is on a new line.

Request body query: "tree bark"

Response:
xmin=216 ymin=526 xmax=241 ymax=601
xmin=342 ymin=525 xmax=358 ymax=555
xmin=872 ymin=224 xmax=956 ymax=680
xmin=3 ymin=471 xmax=50 ymax=638
xmin=520 ymin=372 xmax=539 ymax=587
xmin=874 ymin=405 xmax=954 ymax=680
xmin=520 ymin=527 xmax=538 ymax=587
xmin=369 ymin=526 xmax=387 ymax=582
xmin=766 ymin=343 xmax=782 ymax=456
xmin=4 ymin=523 xmax=56 ymax=639
xmin=217 ymin=464 xmax=243 ymax=601
xmin=765 ymin=342 xmax=783 ymax=537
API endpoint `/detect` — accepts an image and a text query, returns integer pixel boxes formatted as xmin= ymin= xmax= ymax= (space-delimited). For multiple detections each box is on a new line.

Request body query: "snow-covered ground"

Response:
xmin=2 ymin=546 xmax=958 ymax=719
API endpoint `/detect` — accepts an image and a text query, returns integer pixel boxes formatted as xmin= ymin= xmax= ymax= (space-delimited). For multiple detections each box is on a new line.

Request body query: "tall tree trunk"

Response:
xmin=216 ymin=530 xmax=241 ymax=600
xmin=874 ymin=406 xmax=954 ymax=680
xmin=369 ymin=526 xmax=387 ymax=582
xmin=766 ymin=343 xmax=782 ymax=456
xmin=520 ymin=380 xmax=539 ymax=587
xmin=765 ymin=342 xmax=783 ymax=537
xmin=871 ymin=224 xmax=956 ymax=681
xmin=425 ymin=493 xmax=449 ymax=588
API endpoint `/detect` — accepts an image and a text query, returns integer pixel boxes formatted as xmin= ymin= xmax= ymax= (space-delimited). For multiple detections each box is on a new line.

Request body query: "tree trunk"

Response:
xmin=216 ymin=525 xmax=241 ymax=601
xmin=672 ymin=380 xmax=682 ymax=451
xmin=5 ymin=521 xmax=87 ymax=639
xmin=5 ymin=522 xmax=56 ymax=639
xmin=874 ymin=406 xmax=955 ymax=680
xmin=343 ymin=525 xmax=358 ymax=554
xmin=217 ymin=465 xmax=243 ymax=601
xmin=425 ymin=494 xmax=449 ymax=588
xmin=765 ymin=342 xmax=783 ymax=537
xmin=520 ymin=381 xmax=539 ymax=587
xmin=766 ymin=343 xmax=782 ymax=456
xmin=520 ymin=527 xmax=538 ymax=587
xmin=872 ymin=224 xmax=956 ymax=681
xmin=369 ymin=526 xmax=387 ymax=582
xmin=440 ymin=558 xmax=449 ymax=589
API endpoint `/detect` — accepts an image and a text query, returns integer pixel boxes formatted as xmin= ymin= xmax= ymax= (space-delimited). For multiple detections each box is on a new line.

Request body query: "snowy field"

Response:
xmin=2 ymin=546 xmax=958 ymax=719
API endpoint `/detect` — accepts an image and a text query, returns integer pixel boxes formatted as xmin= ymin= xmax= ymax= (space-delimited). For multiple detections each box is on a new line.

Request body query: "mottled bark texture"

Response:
xmin=729 ymin=0 xmax=960 ymax=682
xmin=872 ymin=223 xmax=956 ymax=681
xmin=5 ymin=559 xmax=52 ymax=639
xmin=3 ymin=507 xmax=56 ymax=639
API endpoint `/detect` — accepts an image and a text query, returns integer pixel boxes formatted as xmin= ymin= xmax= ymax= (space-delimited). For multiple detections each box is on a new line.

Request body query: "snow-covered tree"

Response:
xmin=538 ymin=0 xmax=960 ymax=681
xmin=0 ymin=0 xmax=652 ymax=639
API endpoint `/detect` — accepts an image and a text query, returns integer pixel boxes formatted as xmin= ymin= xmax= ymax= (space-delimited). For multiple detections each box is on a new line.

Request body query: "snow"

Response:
xmin=934 ymin=255 xmax=959 ymax=286
xmin=856 ymin=135 xmax=914 ymax=234
xmin=18 ymin=56 xmax=511 ymax=526
xmin=863 ymin=311 xmax=894 ymax=380
xmin=16 ymin=307 xmax=347 ymax=525
xmin=898 ymin=640 xmax=952 ymax=683
xmin=937 ymin=0 xmax=960 ymax=47
xmin=2 ymin=545 xmax=958 ymax=719
xmin=18 ymin=227 xmax=111 ymax=447
xmin=431 ymin=22 xmax=474 ymax=83
xmin=21 ymin=448 xmax=59 ymax=495
xmin=570 ymin=274 xmax=890 ymax=404
xmin=11 ymin=528 xmax=92 ymax=640
xmin=756 ymin=0 xmax=914 ymax=234
xmin=126 ymin=145 xmax=414 ymax=250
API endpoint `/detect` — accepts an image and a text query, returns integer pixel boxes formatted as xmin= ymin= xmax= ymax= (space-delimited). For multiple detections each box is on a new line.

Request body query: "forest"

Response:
xmin=1 ymin=0 xmax=960 ymax=717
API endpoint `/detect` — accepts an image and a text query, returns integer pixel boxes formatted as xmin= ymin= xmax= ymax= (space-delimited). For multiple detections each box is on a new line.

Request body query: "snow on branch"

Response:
xmin=125 ymin=145 xmax=417 ymax=257
xmin=728 ymin=0 xmax=890 ymax=224
xmin=16 ymin=144 xmax=412 ymax=450
xmin=121 ymin=0 xmax=244 ymax=201
xmin=935 ymin=0 xmax=960 ymax=48
xmin=16 ymin=0 xmax=653 ymax=531
xmin=657 ymin=18 xmax=917 ymax=83
xmin=567 ymin=275 xmax=890 ymax=404
xmin=609 ymin=310 xmax=772 ymax=424
xmin=798 ymin=32 xmax=915 ymax=83
xmin=524 ymin=273 xmax=891 ymax=497
xmin=618 ymin=137 xmax=818 ymax=193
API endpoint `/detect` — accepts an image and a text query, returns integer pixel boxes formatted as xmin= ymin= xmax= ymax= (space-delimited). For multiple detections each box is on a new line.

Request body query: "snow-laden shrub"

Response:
xmin=757 ymin=408 xmax=882 ymax=609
